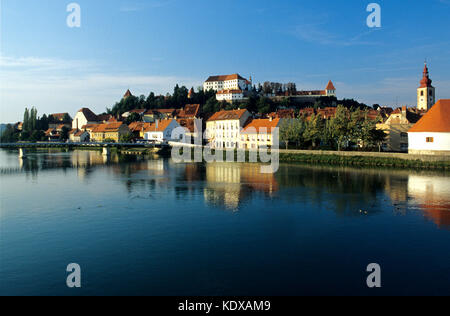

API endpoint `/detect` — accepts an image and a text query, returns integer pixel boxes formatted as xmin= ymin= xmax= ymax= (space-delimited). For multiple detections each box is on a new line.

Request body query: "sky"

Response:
xmin=1 ymin=0 xmax=450 ymax=123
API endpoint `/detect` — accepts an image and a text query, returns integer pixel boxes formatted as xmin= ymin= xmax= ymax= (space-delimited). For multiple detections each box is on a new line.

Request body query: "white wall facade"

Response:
xmin=408 ymin=132 xmax=450 ymax=154
xmin=144 ymin=120 xmax=182 ymax=143
xmin=216 ymin=91 xmax=244 ymax=101
xmin=204 ymin=78 xmax=249 ymax=92
xmin=206 ymin=112 xmax=251 ymax=149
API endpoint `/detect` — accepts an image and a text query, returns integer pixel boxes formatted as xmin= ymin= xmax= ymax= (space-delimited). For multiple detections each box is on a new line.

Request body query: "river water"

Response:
xmin=0 ymin=149 xmax=449 ymax=295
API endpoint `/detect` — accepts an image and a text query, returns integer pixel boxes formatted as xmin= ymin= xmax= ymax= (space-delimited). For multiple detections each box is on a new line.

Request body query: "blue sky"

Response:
xmin=1 ymin=0 xmax=450 ymax=123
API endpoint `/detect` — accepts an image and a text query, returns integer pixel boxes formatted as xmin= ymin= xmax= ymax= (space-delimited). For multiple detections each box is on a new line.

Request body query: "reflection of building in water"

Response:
xmin=203 ymin=163 xmax=278 ymax=210
xmin=71 ymin=150 xmax=119 ymax=181
xmin=146 ymin=159 xmax=165 ymax=175
xmin=384 ymin=175 xmax=409 ymax=214
xmin=407 ymin=175 xmax=450 ymax=229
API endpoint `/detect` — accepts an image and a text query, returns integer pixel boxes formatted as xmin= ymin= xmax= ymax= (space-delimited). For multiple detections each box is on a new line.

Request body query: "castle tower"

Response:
xmin=417 ymin=63 xmax=435 ymax=111
xmin=325 ymin=80 xmax=336 ymax=97
xmin=123 ymin=89 xmax=132 ymax=99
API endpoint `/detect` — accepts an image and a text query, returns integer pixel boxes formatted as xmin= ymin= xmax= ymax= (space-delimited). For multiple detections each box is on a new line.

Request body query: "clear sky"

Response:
xmin=1 ymin=0 xmax=449 ymax=123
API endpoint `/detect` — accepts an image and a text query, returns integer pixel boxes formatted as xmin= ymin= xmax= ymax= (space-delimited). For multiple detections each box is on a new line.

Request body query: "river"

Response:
xmin=0 ymin=149 xmax=449 ymax=295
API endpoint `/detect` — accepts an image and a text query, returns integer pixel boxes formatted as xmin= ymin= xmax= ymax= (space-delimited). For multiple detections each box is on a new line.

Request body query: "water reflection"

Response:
xmin=1 ymin=149 xmax=449 ymax=230
xmin=408 ymin=175 xmax=450 ymax=229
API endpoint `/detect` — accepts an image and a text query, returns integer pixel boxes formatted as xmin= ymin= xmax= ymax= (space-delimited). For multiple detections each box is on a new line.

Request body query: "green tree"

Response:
xmin=125 ymin=112 xmax=141 ymax=125
xmin=280 ymin=119 xmax=305 ymax=149
xmin=329 ymin=105 xmax=350 ymax=151
xmin=23 ymin=108 xmax=30 ymax=133
xmin=60 ymin=126 xmax=70 ymax=141
xmin=119 ymin=133 xmax=134 ymax=143
xmin=62 ymin=113 xmax=72 ymax=123
xmin=303 ymin=114 xmax=325 ymax=148
xmin=0 ymin=125 xmax=19 ymax=143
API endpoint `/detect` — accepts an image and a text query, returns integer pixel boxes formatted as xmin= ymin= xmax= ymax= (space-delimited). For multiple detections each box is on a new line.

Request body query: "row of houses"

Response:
xmin=63 ymin=103 xmax=203 ymax=144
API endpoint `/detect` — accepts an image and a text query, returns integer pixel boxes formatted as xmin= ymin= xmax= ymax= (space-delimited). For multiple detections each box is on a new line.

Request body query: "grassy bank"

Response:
xmin=279 ymin=152 xmax=450 ymax=170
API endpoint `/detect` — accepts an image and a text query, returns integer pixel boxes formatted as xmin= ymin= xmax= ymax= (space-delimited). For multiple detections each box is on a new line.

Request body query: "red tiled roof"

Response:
xmin=207 ymin=109 xmax=249 ymax=122
xmin=409 ymin=99 xmax=450 ymax=133
xmin=124 ymin=89 xmax=132 ymax=98
xmin=50 ymin=113 xmax=70 ymax=121
xmin=177 ymin=104 xmax=200 ymax=118
xmin=268 ymin=109 xmax=295 ymax=119
xmin=216 ymin=89 xmax=243 ymax=95
xmin=97 ymin=114 xmax=113 ymax=122
xmin=81 ymin=124 xmax=99 ymax=131
xmin=77 ymin=108 xmax=99 ymax=122
xmin=326 ymin=80 xmax=336 ymax=90
xmin=176 ymin=118 xmax=197 ymax=133
xmin=419 ymin=64 xmax=433 ymax=88
xmin=242 ymin=119 xmax=281 ymax=134
xmin=128 ymin=122 xmax=152 ymax=132
xmin=296 ymin=90 xmax=327 ymax=96
xmin=205 ymin=74 xmax=247 ymax=82
xmin=92 ymin=122 xmax=125 ymax=133
xmin=143 ymin=119 xmax=175 ymax=133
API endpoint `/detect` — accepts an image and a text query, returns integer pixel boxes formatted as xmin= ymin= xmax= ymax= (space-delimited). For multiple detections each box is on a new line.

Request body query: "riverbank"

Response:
xmin=278 ymin=152 xmax=450 ymax=170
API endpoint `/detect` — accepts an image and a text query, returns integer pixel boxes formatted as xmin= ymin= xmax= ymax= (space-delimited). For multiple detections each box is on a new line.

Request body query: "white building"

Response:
xmin=69 ymin=129 xmax=90 ymax=143
xmin=203 ymin=74 xmax=251 ymax=92
xmin=72 ymin=108 xmax=100 ymax=130
xmin=216 ymin=89 xmax=244 ymax=102
xmin=144 ymin=119 xmax=183 ymax=144
xmin=408 ymin=99 xmax=450 ymax=155
xmin=206 ymin=109 xmax=252 ymax=149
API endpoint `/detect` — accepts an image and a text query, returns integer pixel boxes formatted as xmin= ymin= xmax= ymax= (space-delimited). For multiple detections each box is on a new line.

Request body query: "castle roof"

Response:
xmin=205 ymin=74 xmax=247 ymax=82
xmin=326 ymin=80 xmax=336 ymax=90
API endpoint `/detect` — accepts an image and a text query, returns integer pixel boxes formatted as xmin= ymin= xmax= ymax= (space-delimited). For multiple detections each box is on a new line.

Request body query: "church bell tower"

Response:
xmin=417 ymin=63 xmax=435 ymax=111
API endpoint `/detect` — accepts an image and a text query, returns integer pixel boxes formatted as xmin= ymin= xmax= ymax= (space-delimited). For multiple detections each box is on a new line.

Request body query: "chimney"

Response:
xmin=155 ymin=120 xmax=159 ymax=131
xmin=269 ymin=116 xmax=273 ymax=122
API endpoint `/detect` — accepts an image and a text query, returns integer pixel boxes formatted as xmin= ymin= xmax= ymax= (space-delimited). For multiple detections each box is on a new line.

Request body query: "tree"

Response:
xmin=60 ymin=126 xmax=70 ymax=141
xmin=23 ymin=108 xmax=30 ymax=133
xmin=329 ymin=105 xmax=350 ymax=151
xmin=125 ymin=112 xmax=141 ymax=125
xmin=303 ymin=114 xmax=325 ymax=148
xmin=0 ymin=124 xmax=19 ymax=143
xmin=120 ymin=133 xmax=134 ymax=143
xmin=280 ymin=119 xmax=305 ymax=149
xmin=62 ymin=113 xmax=72 ymax=123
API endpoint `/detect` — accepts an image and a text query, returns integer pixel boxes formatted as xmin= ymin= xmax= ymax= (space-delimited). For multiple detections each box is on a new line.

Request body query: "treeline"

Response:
xmin=106 ymin=85 xmax=216 ymax=117
xmin=105 ymin=83 xmax=370 ymax=118
xmin=0 ymin=107 xmax=70 ymax=143
xmin=280 ymin=106 xmax=386 ymax=151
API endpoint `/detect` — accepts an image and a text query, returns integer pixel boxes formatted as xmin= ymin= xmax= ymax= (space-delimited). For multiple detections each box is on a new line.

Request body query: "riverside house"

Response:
xmin=69 ymin=129 xmax=90 ymax=143
xmin=206 ymin=109 xmax=252 ymax=149
xmin=240 ymin=118 xmax=282 ymax=149
xmin=90 ymin=122 xmax=130 ymax=143
xmin=144 ymin=119 xmax=182 ymax=144
xmin=376 ymin=106 xmax=423 ymax=152
xmin=408 ymin=99 xmax=450 ymax=155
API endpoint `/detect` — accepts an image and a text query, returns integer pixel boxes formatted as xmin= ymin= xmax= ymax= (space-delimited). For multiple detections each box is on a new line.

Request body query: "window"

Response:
xmin=400 ymin=132 xmax=408 ymax=138
xmin=426 ymin=137 xmax=434 ymax=143
xmin=421 ymin=91 xmax=424 ymax=96
xmin=429 ymin=91 xmax=433 ymax=96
